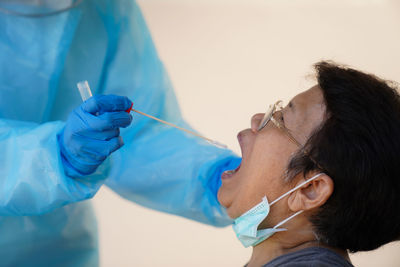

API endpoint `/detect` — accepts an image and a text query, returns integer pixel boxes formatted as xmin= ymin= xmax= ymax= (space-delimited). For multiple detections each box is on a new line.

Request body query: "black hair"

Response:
xmin=287 ymin=61 xmax=400 ymax=252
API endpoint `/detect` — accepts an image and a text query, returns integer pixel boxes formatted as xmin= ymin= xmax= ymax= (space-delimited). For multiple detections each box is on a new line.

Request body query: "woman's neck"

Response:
xmin=246 ymin=237 xmax=350 ymax=267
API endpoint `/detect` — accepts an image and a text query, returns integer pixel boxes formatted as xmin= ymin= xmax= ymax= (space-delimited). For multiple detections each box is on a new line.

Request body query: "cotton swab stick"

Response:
xmin=131 ymin=108 xmax=227 ymax=148
xmin=77 ymin=81 xmax=228 ymax=149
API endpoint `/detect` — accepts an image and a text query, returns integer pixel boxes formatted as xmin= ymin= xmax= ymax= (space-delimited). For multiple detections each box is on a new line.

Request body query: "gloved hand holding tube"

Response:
xmin=76 ymin=81 xmax=227 ymax=149
xmin=57 ymin=94 xmax=133 ymax=177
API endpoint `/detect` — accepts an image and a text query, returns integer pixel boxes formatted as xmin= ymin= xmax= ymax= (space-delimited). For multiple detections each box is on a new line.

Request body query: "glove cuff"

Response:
xmin=57 ymin=129 xmax=97 ymax=178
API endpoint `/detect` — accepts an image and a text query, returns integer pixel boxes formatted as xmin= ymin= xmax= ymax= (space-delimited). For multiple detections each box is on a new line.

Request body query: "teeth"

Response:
xmin=225 ymin=170 xmax=235 ymax=175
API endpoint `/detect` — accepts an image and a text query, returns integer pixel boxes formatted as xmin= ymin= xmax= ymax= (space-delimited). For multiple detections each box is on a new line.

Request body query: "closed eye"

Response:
xmin=275 ymin=110 xmax=285 ymax=125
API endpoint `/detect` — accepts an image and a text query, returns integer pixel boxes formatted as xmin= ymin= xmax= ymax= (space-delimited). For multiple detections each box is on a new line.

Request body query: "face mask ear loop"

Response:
xmin=273 ymin=210 xmax=303 ymax=229
xmin=269 ymin=173 xmax=325 ymax=207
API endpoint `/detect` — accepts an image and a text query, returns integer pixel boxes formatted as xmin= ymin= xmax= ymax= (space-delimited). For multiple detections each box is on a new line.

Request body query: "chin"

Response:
xmin=217 ymin=190 xmax=238 ymax=219
xmin=217 ymin=188 xmax=231 ymax=212
xmin=216 ymin=188 xmax=226 ymax=207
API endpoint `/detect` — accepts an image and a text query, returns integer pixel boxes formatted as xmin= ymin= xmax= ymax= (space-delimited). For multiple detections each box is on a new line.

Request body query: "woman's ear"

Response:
xmin=287 ymin=173 xmax=334 ymax=212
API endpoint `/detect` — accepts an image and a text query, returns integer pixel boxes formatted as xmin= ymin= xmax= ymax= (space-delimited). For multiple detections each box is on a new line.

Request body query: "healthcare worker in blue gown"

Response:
xmin=0 ymin=0 xmax=240 ymax=266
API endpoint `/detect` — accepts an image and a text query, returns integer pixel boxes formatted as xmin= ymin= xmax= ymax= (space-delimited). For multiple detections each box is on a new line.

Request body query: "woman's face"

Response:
xmin=217 ymin=85 xmax=326 ymax=220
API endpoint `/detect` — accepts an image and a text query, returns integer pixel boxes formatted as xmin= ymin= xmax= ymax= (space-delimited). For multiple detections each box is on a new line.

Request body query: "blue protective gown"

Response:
xmin=0 ymin=0 xmax=241 ymax=266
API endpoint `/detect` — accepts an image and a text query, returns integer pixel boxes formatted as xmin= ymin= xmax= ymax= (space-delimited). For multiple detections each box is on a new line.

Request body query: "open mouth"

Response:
xmin=221 ymin=131 xmax=246 ymax=180
xmin=221 ymin=163 xmax=241 ymax=180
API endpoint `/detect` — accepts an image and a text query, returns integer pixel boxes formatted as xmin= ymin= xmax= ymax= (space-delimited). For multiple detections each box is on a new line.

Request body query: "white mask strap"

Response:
xmin=273 ymin=210 xmax=303 ymax=229
xmin=269 ymin=173 xmax=325 ymax=206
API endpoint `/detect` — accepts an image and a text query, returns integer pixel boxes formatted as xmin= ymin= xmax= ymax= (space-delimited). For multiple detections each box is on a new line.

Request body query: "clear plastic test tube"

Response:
xmin=77 ymin=81 xmax=93 ymax=101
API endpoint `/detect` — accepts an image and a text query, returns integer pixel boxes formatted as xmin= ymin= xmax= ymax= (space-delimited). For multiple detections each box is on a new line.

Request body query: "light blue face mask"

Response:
xmin=233 ymin=173 xmax=324 ymax=247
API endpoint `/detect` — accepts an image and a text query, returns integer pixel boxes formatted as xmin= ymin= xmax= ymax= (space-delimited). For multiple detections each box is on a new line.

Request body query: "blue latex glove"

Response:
xmin=0 ymin=0 xmax=239 ymax=265
xmin=58 ymin=95 xmax=133 ymax=177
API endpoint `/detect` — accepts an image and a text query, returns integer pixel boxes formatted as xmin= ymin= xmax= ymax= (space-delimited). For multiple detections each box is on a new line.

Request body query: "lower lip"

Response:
xmin=221 ymin=164 xmax=241 ymax=180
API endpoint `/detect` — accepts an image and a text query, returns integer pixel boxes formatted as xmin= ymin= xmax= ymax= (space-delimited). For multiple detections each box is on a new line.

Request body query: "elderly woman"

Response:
xmin=218 ymin=62 xmax=400 ymax=267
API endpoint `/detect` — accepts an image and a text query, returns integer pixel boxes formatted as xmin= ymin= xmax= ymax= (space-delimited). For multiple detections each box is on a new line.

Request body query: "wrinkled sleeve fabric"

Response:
xmin=98 ymin=0 xmax=241 ymax=227
xmin=107 ymin=126 xmax=241 ymax=227
xmin=0 ymin=119 xmax=109 ymax=216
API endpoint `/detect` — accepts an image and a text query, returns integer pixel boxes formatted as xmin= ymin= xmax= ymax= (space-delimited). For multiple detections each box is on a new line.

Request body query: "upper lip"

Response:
xmin=237 ymin=131 xmax=246 ymax=160
xmin=237 ymin=132 xmax=243 ymax=149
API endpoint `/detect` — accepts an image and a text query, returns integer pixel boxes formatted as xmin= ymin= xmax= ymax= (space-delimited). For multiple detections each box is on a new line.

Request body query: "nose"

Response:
xmin=251 ymin=113 xmax=264 ymax=133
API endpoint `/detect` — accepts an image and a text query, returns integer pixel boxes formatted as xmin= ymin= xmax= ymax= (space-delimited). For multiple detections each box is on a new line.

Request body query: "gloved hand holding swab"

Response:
xmin=77 ymin=81 xmax=227 ymax=149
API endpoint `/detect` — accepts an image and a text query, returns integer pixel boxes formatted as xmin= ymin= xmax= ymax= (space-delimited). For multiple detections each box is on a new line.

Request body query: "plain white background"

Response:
xmin=93 ymin=0 xmax=400 ymax=266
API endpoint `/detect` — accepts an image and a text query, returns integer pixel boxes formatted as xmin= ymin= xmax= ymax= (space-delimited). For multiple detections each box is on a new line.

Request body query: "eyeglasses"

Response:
xmin=257 ymin=100 xmax=301 ymax=147
xmin=258 ymin=101 xmax=326 ymax=172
